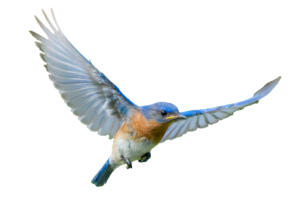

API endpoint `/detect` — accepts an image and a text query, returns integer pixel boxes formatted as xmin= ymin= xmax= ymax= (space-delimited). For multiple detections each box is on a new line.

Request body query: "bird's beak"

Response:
xmin=166 ymin=114 xmax=186 ymax=121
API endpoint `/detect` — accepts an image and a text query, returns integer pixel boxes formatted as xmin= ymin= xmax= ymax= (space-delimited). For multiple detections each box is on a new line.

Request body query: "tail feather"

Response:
xmin=91 ymin=159 xmax=114 ymax=187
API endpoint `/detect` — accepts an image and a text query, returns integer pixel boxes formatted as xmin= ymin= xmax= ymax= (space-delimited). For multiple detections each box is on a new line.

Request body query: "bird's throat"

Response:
xmin=128 ymin=111 xmax=171 ymax=144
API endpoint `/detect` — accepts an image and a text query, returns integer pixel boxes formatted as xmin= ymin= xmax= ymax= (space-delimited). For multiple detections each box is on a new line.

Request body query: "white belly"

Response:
xmin=114 ymin=137 xmax=155 ymax=162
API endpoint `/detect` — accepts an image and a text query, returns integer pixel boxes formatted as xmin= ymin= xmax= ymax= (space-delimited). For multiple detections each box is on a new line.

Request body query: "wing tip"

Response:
xmin=34 ymin=41 xmax=43 ymax=51
xmin=29 ymin=30 xmax=40 ymax=39
xmin=40 ymin=53 xmax=46 ymax=62
xmin=273 ymin=76 xmax=281 ymax=84
xmin=253 ymin=76 xmax=281 ymax=98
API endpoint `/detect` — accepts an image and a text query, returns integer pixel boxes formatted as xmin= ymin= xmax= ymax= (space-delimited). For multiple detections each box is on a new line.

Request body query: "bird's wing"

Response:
xmin=30 ymin=10 xmax=138 ymax=138
xmin=161 ymin=77 xmax=280 ymax=142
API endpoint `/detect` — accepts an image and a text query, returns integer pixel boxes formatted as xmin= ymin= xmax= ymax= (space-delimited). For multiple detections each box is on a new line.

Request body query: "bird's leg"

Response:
xmin=121 ymin=155 xmax=132 ymax=169
xmin=138 ymin=152 xmax=151 ymax=163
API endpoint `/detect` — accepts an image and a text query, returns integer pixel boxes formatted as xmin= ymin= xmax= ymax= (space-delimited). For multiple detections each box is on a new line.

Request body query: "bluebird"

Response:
xmin=30 ymin=10 xmax=281 ymax=187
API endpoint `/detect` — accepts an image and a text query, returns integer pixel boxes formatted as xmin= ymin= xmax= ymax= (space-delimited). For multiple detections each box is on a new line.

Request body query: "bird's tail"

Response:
xmin=91 ymin=159 xmax=115 ymax=187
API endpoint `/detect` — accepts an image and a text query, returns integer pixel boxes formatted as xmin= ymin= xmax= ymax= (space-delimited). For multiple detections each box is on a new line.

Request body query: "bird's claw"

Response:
xmin=138 ymin=152 xmax=151 ymax=163
xmin=121 ymin=155 xmax=132 ymax=169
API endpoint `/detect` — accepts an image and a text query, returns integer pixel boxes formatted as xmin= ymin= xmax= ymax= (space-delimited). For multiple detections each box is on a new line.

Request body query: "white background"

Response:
xmin=1 ymin=1 xmax=299 ymax=204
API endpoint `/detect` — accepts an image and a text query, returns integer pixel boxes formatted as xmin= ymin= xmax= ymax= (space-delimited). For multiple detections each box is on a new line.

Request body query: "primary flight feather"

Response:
xmin=30 ymin=9 xmax=280 ymax=187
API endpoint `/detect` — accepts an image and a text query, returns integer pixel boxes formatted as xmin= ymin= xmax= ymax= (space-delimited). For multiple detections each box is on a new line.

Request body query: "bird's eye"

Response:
xmin=160 ymin=110 xmax=167 ymax=116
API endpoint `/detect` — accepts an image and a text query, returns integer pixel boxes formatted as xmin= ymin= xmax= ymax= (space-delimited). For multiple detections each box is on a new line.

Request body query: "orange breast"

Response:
xmin=128 ymin=111 xmax=170 ymax=144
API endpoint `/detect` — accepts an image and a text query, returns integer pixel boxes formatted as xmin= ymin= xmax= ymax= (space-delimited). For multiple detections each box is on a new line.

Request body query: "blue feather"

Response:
xmin=91 ymin=159 xmax=114 ymax=187
xmin=161 ymin=77 xmax=281 ymax=142
xmin=31 ymin=10 xmax=138 ymax=138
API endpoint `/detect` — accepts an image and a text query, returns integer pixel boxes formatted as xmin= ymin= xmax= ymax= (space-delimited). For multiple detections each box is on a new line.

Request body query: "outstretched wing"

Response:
xmin=161 ymin=77 xmax=281 ymax=142
xmin=30 ymin=10 xmax=138 ymax=138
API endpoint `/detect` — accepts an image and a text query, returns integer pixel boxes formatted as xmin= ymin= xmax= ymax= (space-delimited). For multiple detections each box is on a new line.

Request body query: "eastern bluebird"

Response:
xmin=30 ymin=10 xmax=281 ymax=187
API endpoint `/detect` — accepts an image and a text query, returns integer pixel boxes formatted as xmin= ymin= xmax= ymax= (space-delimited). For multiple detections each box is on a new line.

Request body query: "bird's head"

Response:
xmin=141 ymin=102 xmax=186 ymax=123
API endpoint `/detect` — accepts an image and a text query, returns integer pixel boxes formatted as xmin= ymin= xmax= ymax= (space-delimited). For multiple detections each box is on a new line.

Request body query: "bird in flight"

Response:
xmin=30 ymin=9 xmax=281 ymax=187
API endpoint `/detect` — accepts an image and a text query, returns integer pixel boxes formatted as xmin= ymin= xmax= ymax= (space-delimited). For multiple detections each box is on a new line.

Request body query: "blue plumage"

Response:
xmin=31 ymin=9 xmax=281 ymax=187
xmin=181 ymin=76 xmax=281 ymax=118
xmin=161 ymin=77 xmax=281 ymax=141
xmin=91 ymin=159 xmax=114 ymax=187
xmin=141 ymin=102 xmax=181 ymax=122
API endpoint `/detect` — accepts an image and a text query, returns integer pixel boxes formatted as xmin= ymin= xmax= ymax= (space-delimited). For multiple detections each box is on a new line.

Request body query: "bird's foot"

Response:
xmin=138 ymin=152 xmax=151 ymax=163
xmin=121 ymin=155 xmax=132 ymax=169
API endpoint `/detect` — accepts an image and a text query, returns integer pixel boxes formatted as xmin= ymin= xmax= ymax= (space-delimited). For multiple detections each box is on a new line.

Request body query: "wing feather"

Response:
xmin=30 ymin=10 xmax=137 ymax=138
xmin=161 ymin=77 xmax=280 ymax=142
